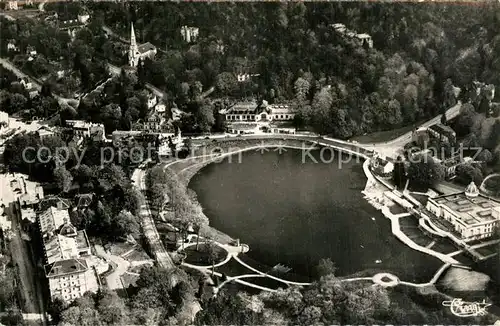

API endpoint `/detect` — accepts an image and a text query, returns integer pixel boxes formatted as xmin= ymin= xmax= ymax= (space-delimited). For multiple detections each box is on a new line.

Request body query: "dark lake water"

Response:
xmin=189 ymin=149 xmax=442 ymax=282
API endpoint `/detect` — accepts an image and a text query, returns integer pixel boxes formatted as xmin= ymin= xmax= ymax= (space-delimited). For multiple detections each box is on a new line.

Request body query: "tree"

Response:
xmin=294 ymin=77 xmax=310 ymax=103
xmin=392 ymin=156 xmax=406 ymax=189
xmin=485 ymin=120 xmax=500 ymax=150
xmin=454 ymin=103 xmax=477 ymax=136
xmin=73 ymin=164 xmax=93 ymax=188
xmin=97 ymin=164 xmax=127 ymax=192
xmin=101 ymin=103 xmax=122 ymax=132
xmin=477 ymin=149 xmax=493 ymax=163
xmin=443 ymin=78 xmax=457 ymax=108
xmin=53 ymin=166 xmax=73 ymax=193
xmin=7 ymin=93 xmax=27 ymax=114
xmin=195 ymin=290 xmax=263 ymax=325
xmin=96 ymin=289 xmax=129 ymax=325
xmin=316 ymin=258 xmax=336 ymax=277
xmin=215 ymin=72 xmax=237 ymax=95
xmin=455 ymin=163 xmax=484 ymax=185
xmin=111 ymin=210 xmax=140 ymax=240
xmin=205 ymin=238 xmax=218 ymax=276
xmin=407 ymin=154 xmax=445 ymax=189
xmin=195 ymin=101 xmax=215 ymax=132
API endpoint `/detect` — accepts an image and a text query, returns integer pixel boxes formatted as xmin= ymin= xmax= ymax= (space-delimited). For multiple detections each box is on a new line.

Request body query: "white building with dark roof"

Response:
xmin=220 ymin=100 xmax=295 ymax=134
xmin=426 ymin=182 xmax=500 ymax=242
xmin=44 ymin=258 xmax=97 ymax=302
xmin=66 ymin=120 xmax=105 ymax=141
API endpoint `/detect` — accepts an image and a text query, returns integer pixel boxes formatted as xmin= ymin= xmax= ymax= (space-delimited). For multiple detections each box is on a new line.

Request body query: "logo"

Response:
xmin=442 ymin=298 xmax=491 ymax=317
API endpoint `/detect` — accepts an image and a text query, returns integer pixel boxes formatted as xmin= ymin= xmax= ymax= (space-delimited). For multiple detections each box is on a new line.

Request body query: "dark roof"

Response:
xmin=59 ymin=222 xmax=77 ymax=236
xmin=230 ymin=101 xmax=258 ymax=113
xmin=138 ymin=42 xmax=156 ymax=54
xmin=75 ymin=193 xmax=93 ymax=208
xmin=44 ymin=258 xmax=88 ymax=278
xmin=38 ymin=196 xmax=71 ymax=211
xmin=429 ymin=124 xmax=456 ymax=136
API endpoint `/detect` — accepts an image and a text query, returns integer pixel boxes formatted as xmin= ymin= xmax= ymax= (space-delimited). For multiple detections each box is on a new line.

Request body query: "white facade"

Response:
xmin=147 ymin=95 xmax=158 ymax=109
xmin=67 ymin=120 xmax=105 ymax=140
xmin=223 ymin=102 xmax=295 ymax=123
xmin=180 ymin=26 xmax=199 ymax=43
xmin=77 ymin=14 xmax=90 ymax=24
xmin=7 ymin=42 xmax=18 ymax=52
xmin=0 ymin=111 xmax=8 ymax=127
xmin=6 ymin=1 xmax=18 ymax=10
xmin=46 ymin=259 xmax=98 ymax=302
xmin=331 ymin=23 xmax=373 ymax=48
xmin=155 ymin=103 xmax=166 ymax=113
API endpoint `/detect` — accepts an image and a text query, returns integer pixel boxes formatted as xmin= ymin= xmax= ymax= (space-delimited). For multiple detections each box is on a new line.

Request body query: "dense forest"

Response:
xmin=4 ymin=2 xmax=499 ymax=137
xmin=84 ymin=2 xmax=500 ymax=137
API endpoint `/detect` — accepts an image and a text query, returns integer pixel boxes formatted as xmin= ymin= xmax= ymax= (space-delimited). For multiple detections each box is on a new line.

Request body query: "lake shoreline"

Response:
xmin=181 ymin=144 xmax=440 ymax=282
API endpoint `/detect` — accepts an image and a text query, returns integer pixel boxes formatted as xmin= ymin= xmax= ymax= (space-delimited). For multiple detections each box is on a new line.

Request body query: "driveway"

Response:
xmin=94 ymin=244 xmax=129 ymax=290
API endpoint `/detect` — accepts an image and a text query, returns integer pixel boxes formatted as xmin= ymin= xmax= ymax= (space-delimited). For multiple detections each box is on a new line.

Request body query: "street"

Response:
xmin=360 ymin=101 xmax=463 ymax=158
xmin=131 ymin=167 xmax=175 ymax=269
xmin=7 ymin=203 xmax=46 ymax=325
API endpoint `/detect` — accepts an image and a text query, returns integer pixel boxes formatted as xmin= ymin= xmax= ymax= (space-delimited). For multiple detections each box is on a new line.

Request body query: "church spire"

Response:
xmin=130 ymin=22 xmax=137 ymax=48
xmin=129 ymin=23 xmax=139 ymax=67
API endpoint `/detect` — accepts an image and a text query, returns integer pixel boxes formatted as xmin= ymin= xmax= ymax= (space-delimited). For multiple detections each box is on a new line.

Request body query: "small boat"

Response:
xmin=360 ymin=245 xmax=364 ymax=248
xmin=375 ymin=260 xmax=382 ymax=264
xmin=371 ymin=217 xmax=376 ymax=221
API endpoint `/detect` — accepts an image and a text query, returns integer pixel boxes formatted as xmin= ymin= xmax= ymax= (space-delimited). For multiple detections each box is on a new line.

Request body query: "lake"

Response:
xmin=189 ymin=148 xmax=442 ymax=282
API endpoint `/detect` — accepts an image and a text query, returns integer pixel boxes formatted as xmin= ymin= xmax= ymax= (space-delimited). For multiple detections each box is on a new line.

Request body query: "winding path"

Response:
xmin=180 ymin=234 xmax=454 ymax=294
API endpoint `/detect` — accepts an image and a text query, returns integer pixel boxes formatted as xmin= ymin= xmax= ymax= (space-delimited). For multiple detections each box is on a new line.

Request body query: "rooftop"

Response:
xmin=38 ymin=196 xmax=71 ymax=211
xmin=44 ymin=258 xmax=88 ymax=278
xmin=138 ymin=42 xmax=156 ymax=54
xmin=75 ymin=193 xmax=93 ymax=208
xmin=432 ymin=193 xmax=500 ymax=226
xmin=38 ymin=206 xmax=70 ymax=234
xmin=269 ymin=104 xmax=292 ymax=114
xmin=356 ymin=33 xmax=372 ymax=39
xmin=429 ymin=123 xmax=456 ymax=136
xmin=228 ymin=101 xmax=259 ymax=114
xmin=76 ymin=230 xmax=90 ymax=250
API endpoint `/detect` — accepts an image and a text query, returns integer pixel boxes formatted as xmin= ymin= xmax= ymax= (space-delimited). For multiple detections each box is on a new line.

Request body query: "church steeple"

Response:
xmin=129 ymin=23 xmax=139 ymax=67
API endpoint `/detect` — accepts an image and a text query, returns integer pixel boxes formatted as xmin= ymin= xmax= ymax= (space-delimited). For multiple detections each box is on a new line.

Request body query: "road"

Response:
xmin=360 ymin=101 xmax=463 ymax=157
xmin=131 ymin=167 xmax=175 ymax=270
xmin=0 ymin=58 xmax=76 ymax=107
xmin=6 ymin=201 xmax=46 ymax=325
xmin=94 ymin=245 xmax=129 ymax=290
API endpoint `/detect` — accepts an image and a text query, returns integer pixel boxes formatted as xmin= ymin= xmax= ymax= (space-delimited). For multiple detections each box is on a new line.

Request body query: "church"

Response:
xmin=128 ymin=23 xmax=157 ymax=68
